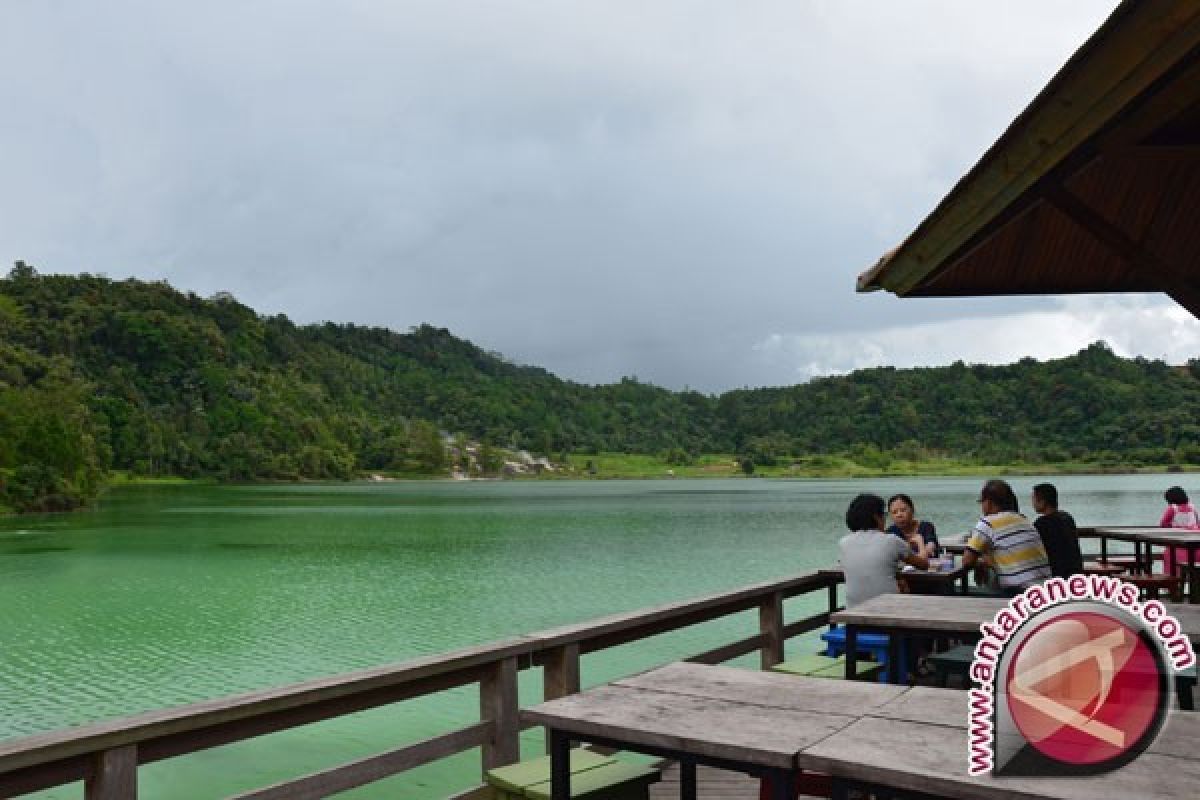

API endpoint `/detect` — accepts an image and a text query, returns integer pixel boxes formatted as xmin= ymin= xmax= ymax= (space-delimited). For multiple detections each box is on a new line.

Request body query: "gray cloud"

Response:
xmin=1 ymin=1 xmax=1138 ymax=392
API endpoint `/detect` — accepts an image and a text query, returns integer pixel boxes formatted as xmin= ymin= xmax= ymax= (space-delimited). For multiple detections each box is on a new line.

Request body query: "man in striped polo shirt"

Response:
xmin=961 ymin=479 xmax=1052 ymax=595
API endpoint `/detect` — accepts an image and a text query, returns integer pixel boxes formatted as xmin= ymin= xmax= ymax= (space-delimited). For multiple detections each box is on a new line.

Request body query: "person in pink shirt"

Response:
xmin=1160 ymin=486 xmax=1200 ymax=576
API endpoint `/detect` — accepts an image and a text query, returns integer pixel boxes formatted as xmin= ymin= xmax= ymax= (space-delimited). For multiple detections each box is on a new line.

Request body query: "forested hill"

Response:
xmin=2 ymin=262 xmax=1199 ymax=511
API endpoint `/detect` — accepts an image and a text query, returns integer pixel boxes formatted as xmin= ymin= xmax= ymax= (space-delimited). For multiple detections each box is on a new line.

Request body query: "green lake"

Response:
xmin=0 ymin=475 xmax=1173 ymax=797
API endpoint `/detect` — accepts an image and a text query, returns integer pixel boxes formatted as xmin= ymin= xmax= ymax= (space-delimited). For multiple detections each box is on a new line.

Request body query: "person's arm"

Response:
xmin=1161 ymin=506 xmax=1175 ymax=527
xmin=962 ymin=522 xmax=991 ymax=579
xmin=895 ymin=537 xmax=929 ymax=570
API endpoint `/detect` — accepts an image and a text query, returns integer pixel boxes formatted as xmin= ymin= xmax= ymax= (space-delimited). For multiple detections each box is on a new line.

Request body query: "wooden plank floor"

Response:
xmin=648 ymin=762 xmax=827 ymax=799
xmin=649 ymin=763 xmax=758 ymax=799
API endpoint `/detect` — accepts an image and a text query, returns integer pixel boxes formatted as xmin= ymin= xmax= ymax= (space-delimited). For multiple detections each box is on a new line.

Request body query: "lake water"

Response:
xmin=0 ymin=475 xmax=1175 ymax=797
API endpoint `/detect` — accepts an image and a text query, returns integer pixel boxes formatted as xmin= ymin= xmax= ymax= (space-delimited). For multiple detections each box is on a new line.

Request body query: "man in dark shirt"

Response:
xmin=1032 ymin=482 xmax=1083 ymax=577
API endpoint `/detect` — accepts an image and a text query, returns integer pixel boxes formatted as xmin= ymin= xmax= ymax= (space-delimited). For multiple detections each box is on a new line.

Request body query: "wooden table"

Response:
xmin=521 ymin=662 xmax=906 ymax=799
xmin=820 ymin=564 xmax=970 ymax=595
xmin=832 ymin=594 xmax=1005 ymax=683
xmin=832 ymin=593 xmax=1200 ymax=685
xmin=942 ymin=538 xmax=969 ymax=556
xmin=1092 ymin=527 xmax=1200 ymax=602
xmin=522 ymin=663 xmax=1200 ymax=799
xmin=809 ymin=686 xmax=1200 ymax=799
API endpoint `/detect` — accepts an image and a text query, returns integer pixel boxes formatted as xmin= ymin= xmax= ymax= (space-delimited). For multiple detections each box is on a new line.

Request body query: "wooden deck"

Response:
xmin=649 ymin=762 xmax=826 ymax=799
xmin=649 ymin=763 xmax=756 ymax=799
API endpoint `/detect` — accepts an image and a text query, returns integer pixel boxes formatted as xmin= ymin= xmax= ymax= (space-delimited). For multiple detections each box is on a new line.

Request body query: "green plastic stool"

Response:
xmin=524 ymin=761 xmax=660 ymax=800
xmin=927 ymin=644 xmax=976 ymax=688
xmin=486 ymin=749 xmax=659 ymax=800
xmin=771 ymin=653 xmax=883 ymax=681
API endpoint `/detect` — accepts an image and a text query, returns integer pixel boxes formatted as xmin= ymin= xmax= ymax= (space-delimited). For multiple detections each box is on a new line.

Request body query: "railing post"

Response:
xmin=543 ymin=644 xmax=581 ymax=754
xmin=480 ymin=656 xmax=520 ymax=776
xmin=85 ymin=745 xmax=137 ymax=800
xmin=543 ymin=643 xmax=581 ymax=701
xmin=828 ymin=580 xmax=838 ymax=617
xmin=759 ymin=592 xmax=785 ymax=669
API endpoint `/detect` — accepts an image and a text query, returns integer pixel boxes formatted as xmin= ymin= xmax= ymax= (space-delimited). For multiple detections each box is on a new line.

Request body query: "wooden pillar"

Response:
xmin=85 ymin=745 xmax=137 ymax=800
xmin=759 ymin=592 xmax=785 ymax=670
xmin=543 ymin=643 xmax=580 ymax=701
xmin=479 ymin=657 xmax=520 ymax=775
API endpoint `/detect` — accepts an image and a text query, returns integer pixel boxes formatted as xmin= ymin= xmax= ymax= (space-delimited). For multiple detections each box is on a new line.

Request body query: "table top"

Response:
xmin=808 ymin=717 xmax=1200 ymax=800
xmin=832 ymin=592 xmax=1200 ymax=644
xmin=1093 ymin=527 xmax=1200 ymax=545
xmin=522 ymin=663 xmax=1200 ymax=799
xmin=520 ymin=663 xmax=873 ymax=770
xmin=831 ymin=593 xmax=1008 ymax=632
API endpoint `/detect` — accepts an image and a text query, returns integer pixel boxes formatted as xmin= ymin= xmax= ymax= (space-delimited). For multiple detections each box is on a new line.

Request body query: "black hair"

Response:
xmin=980 ymin=479 xmax=1019 ymax=513
xmin=846 ymin=493 xmax=886 ymax=531
xmin=1032 ymin=483 xmax=1058 ymax=508
xmin=1165 ymin=486 xmax=1189 ymax=505
xmin=887 ymin=493 xmax=915 ymax=512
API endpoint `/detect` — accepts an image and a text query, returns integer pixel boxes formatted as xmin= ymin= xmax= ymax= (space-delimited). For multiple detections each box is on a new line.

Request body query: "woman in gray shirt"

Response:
xmin=839 ymin=493 xmax=929 ymax=607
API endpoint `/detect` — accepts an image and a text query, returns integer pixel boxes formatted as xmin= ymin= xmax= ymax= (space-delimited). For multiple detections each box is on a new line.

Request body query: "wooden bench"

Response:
xmin=770 ymin=653 xmax=883 ymax=681
xmin=486 ymin=749 xmax=659 ymax=800
xmin=1122 ymin=573 xmax=1183 ymax=601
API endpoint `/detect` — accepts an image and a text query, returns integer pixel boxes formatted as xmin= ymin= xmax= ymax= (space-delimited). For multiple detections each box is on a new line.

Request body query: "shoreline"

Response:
xmin=5 ymin=461 xmax=1194 ymax=518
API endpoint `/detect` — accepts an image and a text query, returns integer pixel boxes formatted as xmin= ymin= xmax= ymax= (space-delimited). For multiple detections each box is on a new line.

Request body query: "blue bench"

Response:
xmin=820 ymin=625 xmax=908 ymax=683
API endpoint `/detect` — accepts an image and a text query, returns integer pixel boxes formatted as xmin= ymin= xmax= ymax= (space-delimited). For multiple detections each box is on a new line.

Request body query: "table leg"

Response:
xmin=765 ymin=768 xmax=795 ymax=800
xmin=1134 ymin=541 xmax=1143 ymax=574
xmin=680 ymin=759 xmax=697 ymax=800
xmin=1101 ymin=535 xmax=1108 ymax=564
xmin=959 ymin=570 xmax=968 ymax=595
xmin=845 ymin=626 xmax=858 ymax=680
xmin=549 ymin=728 xmax=570 ymax=800
xmin=1177 ymin=674 xmax=1195 ymax=711
xmin=1189 ymin=545 xmax=1198 ymax=604
xmin=887 ymin=633 xmax=901 ymax=685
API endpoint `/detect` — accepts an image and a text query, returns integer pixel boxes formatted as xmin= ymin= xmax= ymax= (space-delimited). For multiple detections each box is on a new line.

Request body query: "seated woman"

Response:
xmin=1160 ymin=486 xmax=1200 ymax=576
xmin=839 ymin=493 xmax=929 ymax=607
xmin=886 ymin=493 xmax=940 ymax=558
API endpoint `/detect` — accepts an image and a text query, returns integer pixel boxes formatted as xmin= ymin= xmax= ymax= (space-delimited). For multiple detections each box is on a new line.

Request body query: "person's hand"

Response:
xmin=906 ymin=533 xmax=923 ymax=554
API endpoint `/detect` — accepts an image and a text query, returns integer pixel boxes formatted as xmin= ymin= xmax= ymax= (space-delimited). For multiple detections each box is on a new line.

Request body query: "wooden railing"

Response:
xmin=0 ymin=571 xmax=843 ymax=799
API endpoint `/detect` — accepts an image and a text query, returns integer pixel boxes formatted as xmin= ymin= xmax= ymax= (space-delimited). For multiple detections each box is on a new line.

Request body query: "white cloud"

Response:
xmin=0 ymin=1 xmax=1130 ymax=390
xmin=752 ymin=295 xmax=1200 ymax=382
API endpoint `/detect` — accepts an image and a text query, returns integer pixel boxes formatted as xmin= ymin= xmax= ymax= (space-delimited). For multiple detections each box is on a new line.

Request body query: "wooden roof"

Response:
xmin=857 ymin=2 xmax=1200 ymax=317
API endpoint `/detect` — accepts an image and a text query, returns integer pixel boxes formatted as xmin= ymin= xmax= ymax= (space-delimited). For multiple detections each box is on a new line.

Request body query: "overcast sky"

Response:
xmin=4 ymin=1 xmax=1196 ymax=392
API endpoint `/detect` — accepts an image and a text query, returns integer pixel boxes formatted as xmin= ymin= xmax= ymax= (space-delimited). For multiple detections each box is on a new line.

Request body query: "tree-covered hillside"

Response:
xmin=2 ymin=262 xmax=1198 ymax=511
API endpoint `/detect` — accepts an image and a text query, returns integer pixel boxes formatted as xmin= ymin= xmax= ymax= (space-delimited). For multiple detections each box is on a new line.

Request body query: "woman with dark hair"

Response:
xmin=1160 ymin=486 xmax=1199 ymax=576
xmin=886 ymin=493 xmax=940 ymax=558
xmin=839 ymin=493 xmax=928 ymax=607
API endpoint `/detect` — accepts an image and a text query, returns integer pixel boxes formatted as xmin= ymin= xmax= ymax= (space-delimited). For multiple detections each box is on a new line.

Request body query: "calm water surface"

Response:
xmin=0 ymin=476 xmax=1173 ymax=797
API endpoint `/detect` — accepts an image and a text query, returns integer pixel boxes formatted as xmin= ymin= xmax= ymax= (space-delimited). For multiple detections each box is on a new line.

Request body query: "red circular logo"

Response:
xmin=1005 ymin=610 xmax=1164 ymax=767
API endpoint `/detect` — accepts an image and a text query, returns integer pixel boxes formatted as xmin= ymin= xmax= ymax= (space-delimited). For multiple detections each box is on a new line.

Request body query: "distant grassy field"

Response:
xmin=107 ymin=473 xmax=216 ymax=487
xmin=548 ymin=453 xmax=1195 ymax=480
